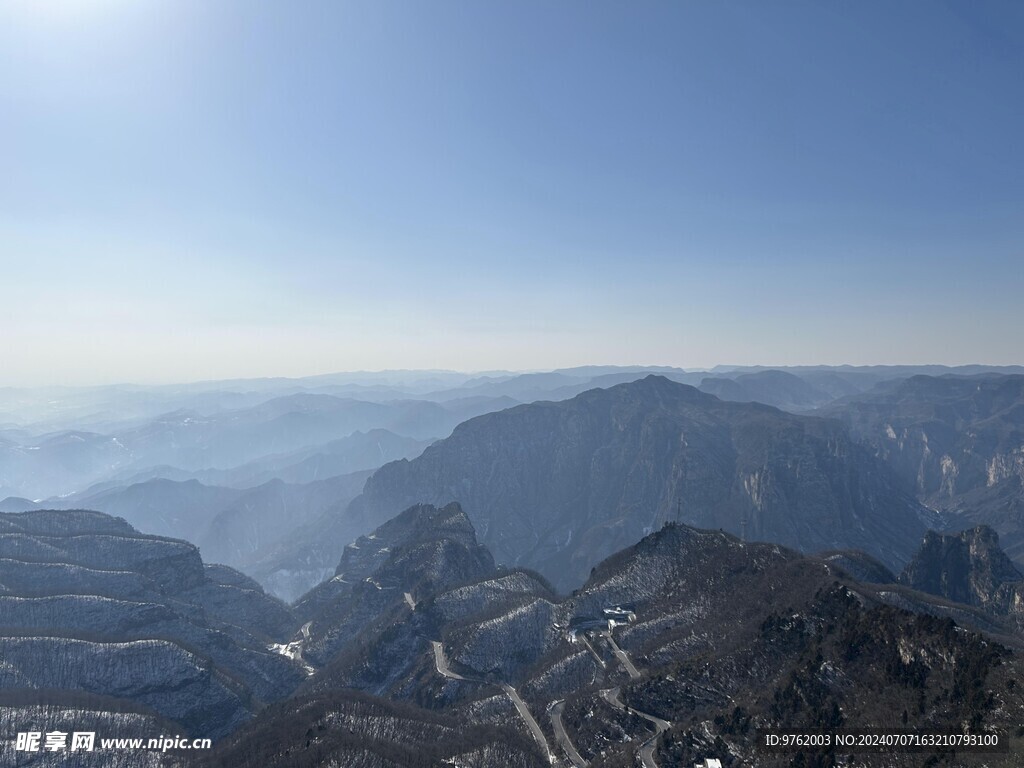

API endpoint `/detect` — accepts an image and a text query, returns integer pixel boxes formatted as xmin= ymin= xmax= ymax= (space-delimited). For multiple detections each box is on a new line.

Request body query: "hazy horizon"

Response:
xmin=3 ymin=1 xmax=1022 ymax=386
xmin=4 ymin=361 xmax=1024 ymax=391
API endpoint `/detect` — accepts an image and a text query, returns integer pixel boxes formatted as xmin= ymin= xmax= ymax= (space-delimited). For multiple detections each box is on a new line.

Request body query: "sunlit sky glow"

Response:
xmin=2 ymin=1 xmax=1022 ymax=386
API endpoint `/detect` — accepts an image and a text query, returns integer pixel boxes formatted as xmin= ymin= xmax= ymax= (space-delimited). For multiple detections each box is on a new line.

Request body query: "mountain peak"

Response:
xmin=613 ymin=373 xmax=708 ymax=399
xmin=373 ymin=501 xmax=478 ymax=550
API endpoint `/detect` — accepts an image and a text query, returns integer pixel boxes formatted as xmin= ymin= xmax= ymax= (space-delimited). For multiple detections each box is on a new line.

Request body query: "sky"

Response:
xmin=1 ymin=0 xmax=1022 ymax=386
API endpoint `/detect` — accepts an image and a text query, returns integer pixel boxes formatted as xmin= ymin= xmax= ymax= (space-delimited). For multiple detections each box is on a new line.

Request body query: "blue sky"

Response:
xmin=2 ymin=1 xmax=1022 ymax=385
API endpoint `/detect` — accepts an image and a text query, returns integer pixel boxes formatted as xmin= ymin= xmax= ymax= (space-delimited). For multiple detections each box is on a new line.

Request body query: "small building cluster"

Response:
xmin=564 ymin=605 xmax=636 ymax=641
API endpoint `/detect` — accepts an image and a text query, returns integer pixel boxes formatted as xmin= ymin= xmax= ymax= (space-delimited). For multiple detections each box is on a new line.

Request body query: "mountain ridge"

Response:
xmin=345 ymin=375 xmax=927 ymax=589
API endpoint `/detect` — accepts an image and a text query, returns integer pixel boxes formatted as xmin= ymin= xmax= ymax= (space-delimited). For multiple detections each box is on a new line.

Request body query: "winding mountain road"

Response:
xmin=599 ymin=687 xmax=671 ymax=768
xmin=548 ymin=699 xmax=587 ymax=767
xmin=502 ymin=683 xmax=555 ymax=764
xmin=430 ymin=640 xmax=465 ymax=680
xmin=430 ymin=638 xmax=555 ymax=764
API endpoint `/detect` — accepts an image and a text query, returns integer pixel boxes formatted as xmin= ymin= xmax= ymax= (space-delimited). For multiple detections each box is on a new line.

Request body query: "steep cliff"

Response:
xmin=824 ymin=374 xmax=1024 ymax=565
xmin=900 ymin=526 xmax=1024 ymax=620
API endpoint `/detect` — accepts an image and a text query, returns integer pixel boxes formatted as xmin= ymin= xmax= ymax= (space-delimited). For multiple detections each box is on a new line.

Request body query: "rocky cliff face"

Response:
xmin=0 ymin=509 xmax=305 ymax=740
xmin=294 ymin=502 xmax=491 ymax=621
xmin=824 ymin=373 xmax=1024 ymax=565
xmin=899 ymin=526 xmax=1024 ymax=618
xmin=347 ymin=376 xmax=926 ymax=589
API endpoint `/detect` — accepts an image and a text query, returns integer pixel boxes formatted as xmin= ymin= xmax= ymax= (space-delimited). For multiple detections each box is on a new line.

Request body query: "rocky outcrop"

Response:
xmin=899 ymin=526 xmax=1024 ymax=617
xmin=297 ymin=503 xmax=495 ymax=666
xmin=295 ymin=502 xmax=489 ymax=622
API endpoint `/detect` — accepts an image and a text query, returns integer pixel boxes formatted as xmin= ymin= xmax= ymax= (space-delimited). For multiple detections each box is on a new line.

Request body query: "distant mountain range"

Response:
xmin=0 ymin=395 xmax=509 ymax=500
xmin=6 ymin=366 xmax=1019 ymax=607
xmin=94 ymin=428 xmax=433 ymax=490
xmin=2 ymin=364 xmax=1018 ymax=502
xmin=22 ymin=470 xmax=371 ymax=598
xmin=697 ymin=369 xmax=835 ymax=411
